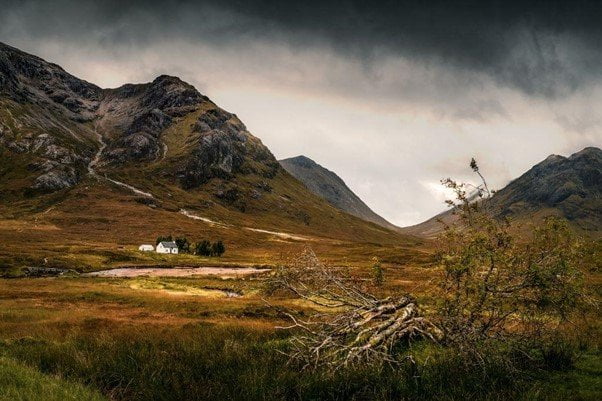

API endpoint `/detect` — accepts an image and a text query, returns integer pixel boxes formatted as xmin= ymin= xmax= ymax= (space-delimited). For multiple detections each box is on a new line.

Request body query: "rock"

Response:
xmin=256 ymin=181 xmax=273 ymax=192
xmin=31 ymin=167 xmax=79 ymax=192
xmin=141 ymin=75 xmax=206 ymax=110
xmin=44 ymin=144 xmax=76 ymax=164
xmin=180 ymin=126 xmax=247 ymax=188
xmin=32 ymin=134 xmax=53 ymax=152
xmin=23 ymin=267 xmax=69 ymax=277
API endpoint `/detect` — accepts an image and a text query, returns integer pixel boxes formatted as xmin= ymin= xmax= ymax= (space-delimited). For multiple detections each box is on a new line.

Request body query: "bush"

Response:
xmin=211 ymin=241 xmax=225 ymax=257
xmin=194 ymin=240 xmax=212 ymax=256
xmin=371 ymin=257 xmax=384 ymax=286
xmin=175 ymin=237 xmax=191 ymax=253
xmin=155 ymin=235 xmax=173 ymax=245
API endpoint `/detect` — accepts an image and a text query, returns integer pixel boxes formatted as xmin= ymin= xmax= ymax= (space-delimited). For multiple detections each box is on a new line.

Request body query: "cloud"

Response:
xmin=2 ymin=0 xmax=602 ymax=97
xmin=0 ymin=0 xmax=600 ymax=225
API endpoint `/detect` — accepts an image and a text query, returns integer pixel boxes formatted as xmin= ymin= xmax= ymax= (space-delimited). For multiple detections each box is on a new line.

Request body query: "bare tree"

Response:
xmin=266 ymin=247 xmax=442 ymax=370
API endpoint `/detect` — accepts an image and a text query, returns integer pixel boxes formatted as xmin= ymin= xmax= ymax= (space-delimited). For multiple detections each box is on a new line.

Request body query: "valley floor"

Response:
xmin=0 ymin=272 xmax=600 ymax=401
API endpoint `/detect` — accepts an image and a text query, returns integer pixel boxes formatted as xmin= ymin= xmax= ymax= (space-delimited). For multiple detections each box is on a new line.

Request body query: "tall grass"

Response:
xmin=1 ymin=324 xmax=595 ymax=401
xmin=0 ymin=357 xmax=107 ymax=401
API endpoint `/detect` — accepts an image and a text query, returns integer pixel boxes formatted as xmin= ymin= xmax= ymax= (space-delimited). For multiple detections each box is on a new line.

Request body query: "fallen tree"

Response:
xmin=266 ymin=248 xmax=442 ymax=370
xmin=267 ymin=159 xmax=595 ymax=372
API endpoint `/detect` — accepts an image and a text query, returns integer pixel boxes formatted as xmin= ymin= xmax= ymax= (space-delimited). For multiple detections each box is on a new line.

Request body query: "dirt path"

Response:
xmin=88 ymin=127 xmax=155 ymax=198
xmin=243 ymin=227 xmax=310 ymax=241
xmin=88 ymin=128 xmax=107 ymax=175
xmin=179 ymin=209 xmax=228 ymax=227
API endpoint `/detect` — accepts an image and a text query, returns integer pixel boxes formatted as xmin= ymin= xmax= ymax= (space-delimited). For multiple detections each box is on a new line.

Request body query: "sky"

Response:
xmin=1 ymin=0 xmax=601 ymax=226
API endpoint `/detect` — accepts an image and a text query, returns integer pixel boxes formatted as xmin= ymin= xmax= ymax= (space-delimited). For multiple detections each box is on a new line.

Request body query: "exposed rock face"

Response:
xmin=0 ymin=42 xmax=100 ymax=114
xmin=180 ymin=108 xmax=248 ymax=187
xmin=104 ymin=108 xmax=172 ymax=163
xmin=0 ymin=41 xmax=280 ymax=197
xmin=178 ymin=107 xmax=279 ymax=189
xmin=101 ymin=75 xmax=206 ymax=164
xmin=279 ymin=155 xmax=398 ymax=230
xmin=31 ymin=167 xmax=80 ymax=192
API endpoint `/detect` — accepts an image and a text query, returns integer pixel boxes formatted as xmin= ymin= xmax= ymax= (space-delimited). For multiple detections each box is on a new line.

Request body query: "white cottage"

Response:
xmin=156 ymin=241 xmax=179 ymax=254
xmin=138 ymin=244 xmax=155 ymax=252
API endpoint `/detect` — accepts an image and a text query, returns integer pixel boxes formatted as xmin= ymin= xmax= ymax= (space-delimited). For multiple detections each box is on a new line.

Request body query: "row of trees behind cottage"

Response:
xmin=155 ymin=235 xmax=226 ymax=257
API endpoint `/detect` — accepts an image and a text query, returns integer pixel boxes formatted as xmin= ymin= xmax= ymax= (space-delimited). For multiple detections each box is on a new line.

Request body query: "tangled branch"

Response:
xmin=267 ymin=248 xmax=442 ymax=370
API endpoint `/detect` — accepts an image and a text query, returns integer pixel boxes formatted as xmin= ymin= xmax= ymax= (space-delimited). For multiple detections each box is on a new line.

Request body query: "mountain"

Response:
xmin=279 ymin=156 xmax=399 ymax=230
xmin=0 ymin=42 xmax=425 ymax=271
xmin=403 ymin=147 xmax=602 ymax=237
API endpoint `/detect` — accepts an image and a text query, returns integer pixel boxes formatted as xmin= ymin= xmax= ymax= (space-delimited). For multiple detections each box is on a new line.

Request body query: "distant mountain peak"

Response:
xmin=285 ymin=155 xmax=319 ymax=168
xmin=403 ymin=146 xmax=602 ymax=237
xmin=569 ymin=146 xmax=602 ymax=160
xmin=543 ymin=154 xmax=565 ymax=162
xmin=280 ymin=155 xmax=399 ymax=230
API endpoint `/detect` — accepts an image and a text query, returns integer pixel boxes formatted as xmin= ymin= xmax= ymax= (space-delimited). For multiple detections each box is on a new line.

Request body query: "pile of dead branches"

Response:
xmin=267 ymin=248 xmax=442 ymax=370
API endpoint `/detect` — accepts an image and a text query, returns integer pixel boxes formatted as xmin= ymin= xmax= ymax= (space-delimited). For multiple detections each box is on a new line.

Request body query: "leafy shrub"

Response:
xmin=211 ymin=241 xmax=225 ymax=257
xmin=155 ymin=235 xmax=173 ymax=245
xmin=175 ymin=237 xmax=191 ymax=253
xmin=194 ymin=240 xmax=212 ymax=256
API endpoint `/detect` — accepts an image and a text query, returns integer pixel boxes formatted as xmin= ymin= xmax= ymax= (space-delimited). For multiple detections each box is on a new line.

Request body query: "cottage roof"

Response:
xmin=159 ymin=241 xmax=178 ymax=249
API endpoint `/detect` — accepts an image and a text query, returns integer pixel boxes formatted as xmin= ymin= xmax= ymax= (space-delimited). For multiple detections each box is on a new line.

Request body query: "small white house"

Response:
xmin=139 ymin=244 xmax=155 ymax=252
xmin=156 ymin=241 xmax=179 ymax=254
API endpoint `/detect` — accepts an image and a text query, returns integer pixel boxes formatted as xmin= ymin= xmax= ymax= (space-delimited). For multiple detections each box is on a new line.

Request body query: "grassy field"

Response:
xmin=0 ymin=169 xmax=431 ymax=276
xmin=0 ymin=271 xmax=599 ymax=401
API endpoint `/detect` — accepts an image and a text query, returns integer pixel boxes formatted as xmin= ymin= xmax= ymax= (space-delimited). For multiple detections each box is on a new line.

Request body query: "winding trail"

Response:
xmin=85 ymin=132 xmax=315 ymax=242
xmin=179 ymin=209 xmax=228 ymax=227
xmin=243 ymin=227 xmax=311 ymax=241
xmin=88 ymin=129 xmax=107 ymax=175
xmin=88 ymin=127 xmax=155 ymax=198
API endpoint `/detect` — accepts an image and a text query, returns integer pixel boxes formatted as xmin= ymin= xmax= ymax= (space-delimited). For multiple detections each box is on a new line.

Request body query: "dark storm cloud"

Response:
xmin=2 ymin=0 xmax=602 ymax=97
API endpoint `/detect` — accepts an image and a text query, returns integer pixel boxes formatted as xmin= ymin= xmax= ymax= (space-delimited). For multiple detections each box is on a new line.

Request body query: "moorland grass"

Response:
xmin=0 ymin=277 xmax=598 ymax=401
xmin=0 ymin=324 xmax=599 ymax=401
xmin=0 ymin=357 xmax=107 ymax=401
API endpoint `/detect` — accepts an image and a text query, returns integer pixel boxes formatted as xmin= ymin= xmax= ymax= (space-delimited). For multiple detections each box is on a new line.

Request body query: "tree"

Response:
xmin=266 ymin=159 xmax=594 ymax=372
xmin=211 ymin=241 xmax=225 ymax=257
xmin=266 ymin=248 xmax=441 ymax=370
xmin=155 ymin=235 xmax=173 ymax=245
xmin=371 ymin=257 xmax=384 ymax=287
xmin=194 ymin=240 xmax=212 ymax=256
xmin=435 ymin=159 xmax=589 ymax=348
xmin=175 ymin=237 xmax=190 ymax=253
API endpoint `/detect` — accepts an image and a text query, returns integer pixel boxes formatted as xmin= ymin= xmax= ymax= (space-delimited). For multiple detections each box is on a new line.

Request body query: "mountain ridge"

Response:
xmin=1 ymin=42 xmax=425 ymax=272
xmin=402 ymin=146 xmax=602 ymax=237
xmin=279 ymin=155 xmax=399 ymax=230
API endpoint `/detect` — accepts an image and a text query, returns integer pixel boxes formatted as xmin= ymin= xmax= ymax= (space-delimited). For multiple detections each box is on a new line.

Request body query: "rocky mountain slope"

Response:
xmin=0 ymin=42 xmax=279 ymax=195
xmin=0 ymin=42 xmax=424 ymax=270
xmin=403 ymin=147 xmax=602 ymax=237
xmin=279 ymin=155 xmax=398 ymax=230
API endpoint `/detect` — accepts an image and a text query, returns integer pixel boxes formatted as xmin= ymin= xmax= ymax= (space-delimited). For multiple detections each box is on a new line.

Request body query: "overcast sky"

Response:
xmin=1 ymin=0 xmax=601 ymax=225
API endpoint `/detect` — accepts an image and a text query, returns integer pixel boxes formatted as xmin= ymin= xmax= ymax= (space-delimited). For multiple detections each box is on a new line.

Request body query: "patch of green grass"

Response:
xmin=520 ymin=351 xmax=602 ymax=401
xmin=0 ymin=356 xmax=107 ymax=401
